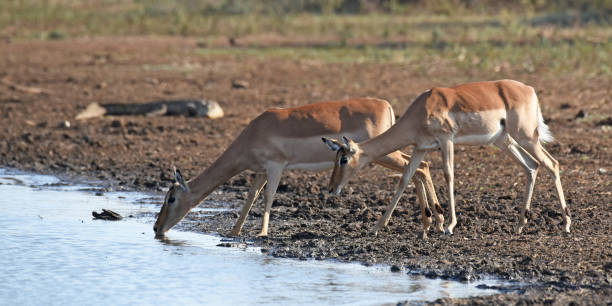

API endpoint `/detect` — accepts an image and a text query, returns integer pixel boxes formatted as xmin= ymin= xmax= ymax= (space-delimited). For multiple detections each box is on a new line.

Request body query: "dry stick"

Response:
xmin=1 ymin=77 xmax=53 ymax=95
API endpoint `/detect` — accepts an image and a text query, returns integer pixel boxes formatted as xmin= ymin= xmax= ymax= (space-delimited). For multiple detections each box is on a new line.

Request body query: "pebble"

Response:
xmin=57 ymin=120 xmax=71 ymax=128
xmin=231 ymin=80 xmax=249 ymax=89
xmin=111 ymin=120 xmax=123 ymax=128
xmin=598 ymin=168 xmax=607 ymax=174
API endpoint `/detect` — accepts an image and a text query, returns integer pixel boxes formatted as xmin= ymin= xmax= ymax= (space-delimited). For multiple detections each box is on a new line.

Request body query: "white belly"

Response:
xmin=454 ymin=129 xmax=503 ymax=145
xmin=286 ymin=161 xmax=334 ymax=171
xmin=451 ymin=110 xmax=505 ymax=145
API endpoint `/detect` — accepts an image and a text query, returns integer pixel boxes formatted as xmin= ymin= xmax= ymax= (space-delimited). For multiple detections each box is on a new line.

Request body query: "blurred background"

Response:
xmin=1 ymin=0 xmax=611 ymax=80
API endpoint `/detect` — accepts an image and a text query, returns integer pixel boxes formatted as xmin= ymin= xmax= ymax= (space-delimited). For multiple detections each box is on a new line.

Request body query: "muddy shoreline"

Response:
xmin=1 ymin=38 xmax=610 ymax=304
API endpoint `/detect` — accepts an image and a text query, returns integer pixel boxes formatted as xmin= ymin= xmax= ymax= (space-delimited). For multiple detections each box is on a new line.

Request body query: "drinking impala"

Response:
xmin=154 ymin=98 xmax=444 ymax=238
xmin=324 ymin=80 xmax=570 ymax=236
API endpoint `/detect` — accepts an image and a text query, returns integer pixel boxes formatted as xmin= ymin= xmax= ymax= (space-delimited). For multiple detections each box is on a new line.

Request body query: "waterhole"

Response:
xmin=0 ymin=169 xmax=508 ymax=305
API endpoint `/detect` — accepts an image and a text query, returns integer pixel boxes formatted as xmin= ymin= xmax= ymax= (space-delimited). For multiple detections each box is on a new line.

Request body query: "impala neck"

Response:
xmin=360 ymin=118 xmax=418 ymax=162
xmin=186 ymin=148 xmax=247 ymax=209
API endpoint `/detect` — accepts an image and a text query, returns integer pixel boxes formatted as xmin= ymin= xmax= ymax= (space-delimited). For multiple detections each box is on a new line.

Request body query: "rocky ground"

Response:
xmin=1 ymin=37 xmax=610 ymax=305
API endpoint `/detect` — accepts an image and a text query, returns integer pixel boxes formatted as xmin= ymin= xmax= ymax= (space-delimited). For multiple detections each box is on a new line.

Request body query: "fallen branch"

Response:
xmin=1 ymin=77 xmax=53 ymax=95
xmin=76 ymin=99 xmax=224 ymax=120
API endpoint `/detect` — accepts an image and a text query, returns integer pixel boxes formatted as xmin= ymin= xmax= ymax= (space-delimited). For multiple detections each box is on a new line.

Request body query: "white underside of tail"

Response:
xmin=533 ymin=89 xmax=554 ymax=143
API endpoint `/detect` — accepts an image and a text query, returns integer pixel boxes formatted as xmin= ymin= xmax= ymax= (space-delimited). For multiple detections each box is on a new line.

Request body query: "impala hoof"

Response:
xmin=256 ymin=232 xmax=268 ymax=238
xmin=444 ymin=227 xmax=453 ymax=235
xmin=515 ymin=225 xmax=524 ymax=235
xmin=564 ymin=219 xmax=571 ymax=233
xmin=369 ymin=228 xmax=379 ymax=237
xmin=421 ymin=232 xmax=428 ymax=240
xmin=227 ymin=230 xmax=241 ymax=237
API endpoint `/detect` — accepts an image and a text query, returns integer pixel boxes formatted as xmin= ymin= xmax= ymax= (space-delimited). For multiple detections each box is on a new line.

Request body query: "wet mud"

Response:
xmin=1 ymin=38 xmax=610 ymax=304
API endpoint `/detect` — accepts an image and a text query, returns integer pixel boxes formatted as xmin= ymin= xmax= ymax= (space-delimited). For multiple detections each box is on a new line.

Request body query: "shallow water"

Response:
xmin=0 ymin=170 xmax=506 ymax=305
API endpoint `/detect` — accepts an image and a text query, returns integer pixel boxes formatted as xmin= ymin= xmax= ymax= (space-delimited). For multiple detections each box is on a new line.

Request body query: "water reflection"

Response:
xmin=155 ymin=236 xmax=192 ymax=247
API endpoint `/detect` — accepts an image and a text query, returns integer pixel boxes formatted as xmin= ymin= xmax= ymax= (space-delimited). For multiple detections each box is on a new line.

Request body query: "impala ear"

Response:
xmin=173 ymin=167 xmax=189 ymax=192
xmin=322 ymin=137 xmax=342 ymax=152
xmin=342 ymin=136 xmax=357 ymax=153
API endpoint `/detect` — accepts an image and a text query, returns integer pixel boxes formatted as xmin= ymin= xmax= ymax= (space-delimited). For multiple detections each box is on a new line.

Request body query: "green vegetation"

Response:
xmin=2 ymin=0 xmax=611 ymax=79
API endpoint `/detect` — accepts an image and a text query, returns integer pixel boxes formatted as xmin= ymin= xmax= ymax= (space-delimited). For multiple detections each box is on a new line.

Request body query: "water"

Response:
xmin=0 ymin=169 xmax=507 ymax=305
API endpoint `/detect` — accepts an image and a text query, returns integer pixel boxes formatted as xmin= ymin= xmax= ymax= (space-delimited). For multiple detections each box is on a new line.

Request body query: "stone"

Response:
xmin=92 ymin=209 xmax=122 ymax=221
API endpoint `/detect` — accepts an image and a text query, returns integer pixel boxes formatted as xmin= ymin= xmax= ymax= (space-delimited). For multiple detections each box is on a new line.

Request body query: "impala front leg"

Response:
xmin=258 ymin=164 xmax=284 ymax=237
xmin=229 ymin=173 xmax=267 ymax=236
xmin=440 ymin=137 xmax=456 ymax=235
xmin=373 ymin=149 xmax=427 ymax=236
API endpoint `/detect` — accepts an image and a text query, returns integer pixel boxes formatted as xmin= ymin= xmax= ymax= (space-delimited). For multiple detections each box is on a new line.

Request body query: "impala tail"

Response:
xmin=534 ymin=91 xmax=554 ymax=144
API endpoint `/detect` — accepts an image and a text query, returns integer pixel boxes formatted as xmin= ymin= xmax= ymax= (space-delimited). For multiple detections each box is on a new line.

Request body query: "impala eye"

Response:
xmin=340 ymin=156 xmax=349 ymax=165
xmin=168 ymin=196 xmax=176 ymax=204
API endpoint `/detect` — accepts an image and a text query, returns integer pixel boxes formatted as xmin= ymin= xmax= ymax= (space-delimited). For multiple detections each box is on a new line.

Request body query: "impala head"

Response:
xmin=322 ymin=136 xmax=366 ymax=195
xmin=154 ymin=167 xmax=192 ymax=237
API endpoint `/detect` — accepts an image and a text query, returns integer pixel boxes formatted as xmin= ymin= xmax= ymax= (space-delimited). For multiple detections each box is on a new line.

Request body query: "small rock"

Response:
xmin=21 ymin=133 xmax=34 ymax=144
xmin=559 ymin=103 xmax=571 ymax=109
xmin=425 ymin=271 xmax=438 ymax=279
xmin=231 ymin=80 xmax=249 ymax=89
xmin=95 ymin=82 xmax=107 ymax=89
xmin=110 ymin=120 xmax=123 ymax=128
xmin=575 ymin=110 xmax=586 ymax=119
xmin=92 ymin=209 xmax=122 ymax=220
xmin=596 ymin=117 xmax=612 ymax=126
xmin=456 ymin=269 xmax=474 ymax=282
xmin=598 ymin=168 xmax=607 ymax=174
xmin=57 ymin=120 xmax=71 ymax=128
xmin=390 ymin=265 xmax=401 ymax=272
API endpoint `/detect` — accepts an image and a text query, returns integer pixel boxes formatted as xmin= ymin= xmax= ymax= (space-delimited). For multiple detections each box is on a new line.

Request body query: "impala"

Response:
xmin=154 ymin=98 xmax=444 ymax=238
xmin=324 ymin=80 xmax=570 ymax=235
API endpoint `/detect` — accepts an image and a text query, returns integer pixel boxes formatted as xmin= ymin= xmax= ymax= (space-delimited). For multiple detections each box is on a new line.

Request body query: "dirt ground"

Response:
xmin=1 ymin=37 xmax=610 ymax=305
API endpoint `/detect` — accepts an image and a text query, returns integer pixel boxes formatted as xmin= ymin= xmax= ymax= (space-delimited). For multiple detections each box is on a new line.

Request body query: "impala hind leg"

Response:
xmin=521 ymin=142 xmax=571 ymax=233
xmin=413 ymin=173 xmax=432 ymax=239
xmin=374 ymin=152 xmax=440 ymax=238
xmin=258 ymin=164 xmax=284 ymax=237
xmin=414 ymin=159 xmax=445 ymax=233
xmin=495 ymin=134 xmax=540 ymax=234
xmin=373 ymin=149 xmax=427 ymax=236
xmin=439 ymin=137 xmax=457 ymax=235
xmin=400 ymin=153 xmax=444 ymax=231
xmin=229 ymin=173 xmax=267 ymax=236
